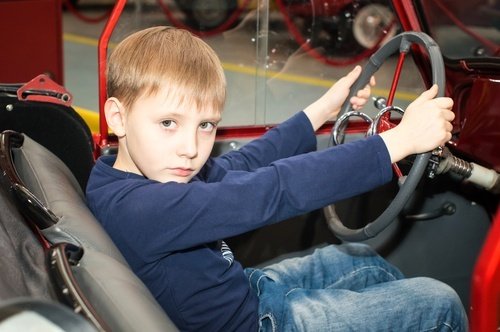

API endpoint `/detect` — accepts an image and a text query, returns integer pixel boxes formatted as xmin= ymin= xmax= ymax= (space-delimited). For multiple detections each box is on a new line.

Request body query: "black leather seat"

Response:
xmin=0 ymin=131 xmax=178 ymax=332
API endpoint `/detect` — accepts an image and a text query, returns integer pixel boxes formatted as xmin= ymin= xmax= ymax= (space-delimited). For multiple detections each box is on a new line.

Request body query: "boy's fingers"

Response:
xmin=443 ymin=109 xmax=455 ymax=121
xmin=356 ymin=85 xmax=370 ymax=98
xmin=433 ymin=96 xmax=454 ymax=109
xmin=414 ymin=84 xmax=439 ymax=104
xmin=342 ymin=65 xmax=362 ymax=87
xmin=446 ymin=121 xmax=453 ymax=132
xmin=350 ymin=96 xmax=367 ymax=108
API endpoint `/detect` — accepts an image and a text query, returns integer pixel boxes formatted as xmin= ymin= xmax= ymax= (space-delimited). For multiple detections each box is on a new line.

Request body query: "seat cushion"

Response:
xmin=0 ymin=298 xmax=97 ymax=332
xmin=72 ymin=249 xmax=178 ymax=332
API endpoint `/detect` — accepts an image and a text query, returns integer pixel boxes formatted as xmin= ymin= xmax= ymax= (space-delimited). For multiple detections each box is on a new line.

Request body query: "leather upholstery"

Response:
xmin=10 ymin=133 xmax=178 ymax=332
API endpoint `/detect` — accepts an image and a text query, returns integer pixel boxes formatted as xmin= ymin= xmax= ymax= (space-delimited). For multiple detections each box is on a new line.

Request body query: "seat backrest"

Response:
xmin=0 ymin=167 xmax=55 ymax=302
xmin=0 ymin=131 xmax=178 ymax=332
xmin=10 ymin=132 xmax=126 ymax=263
xmin=0 ymin=95 xmax=94 ymax=191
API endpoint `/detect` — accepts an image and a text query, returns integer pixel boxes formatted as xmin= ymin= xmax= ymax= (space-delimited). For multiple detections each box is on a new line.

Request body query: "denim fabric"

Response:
xmin=245 ymin=243 xmax=467 ymax=331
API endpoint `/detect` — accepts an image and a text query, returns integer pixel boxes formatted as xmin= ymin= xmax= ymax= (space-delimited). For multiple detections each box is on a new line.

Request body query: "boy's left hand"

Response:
xmin=304 ymin=65 xmax=375 ymax=131
xmin=350 ymin=74 xmax=376 ymax=111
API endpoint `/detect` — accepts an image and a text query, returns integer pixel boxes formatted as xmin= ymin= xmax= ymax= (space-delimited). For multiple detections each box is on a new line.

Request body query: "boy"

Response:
xmin=86 ymin=26 xmax=466 ymax=331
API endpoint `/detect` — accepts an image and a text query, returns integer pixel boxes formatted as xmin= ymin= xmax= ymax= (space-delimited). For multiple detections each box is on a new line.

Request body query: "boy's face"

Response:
xmin=114 ymin=88 xmax=220 ymax=184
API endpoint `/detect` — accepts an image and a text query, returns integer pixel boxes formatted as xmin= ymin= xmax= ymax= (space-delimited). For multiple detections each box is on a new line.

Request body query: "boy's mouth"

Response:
xmin=171 ymin=168 xmax=194 ymax=177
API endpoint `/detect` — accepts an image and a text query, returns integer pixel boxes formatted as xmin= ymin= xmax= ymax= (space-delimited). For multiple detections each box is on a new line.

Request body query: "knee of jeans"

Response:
xmin=259 ymin=313 xmax=277 ymax=332
xmin=416 ymin=277 xmax=468 ymax=329
xmin=413 ymin=277 xmax=465 ymax=309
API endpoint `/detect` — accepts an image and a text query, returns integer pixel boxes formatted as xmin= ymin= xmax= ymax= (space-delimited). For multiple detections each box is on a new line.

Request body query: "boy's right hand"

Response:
xmin=379 ymin=84 xmax=455 ymax=163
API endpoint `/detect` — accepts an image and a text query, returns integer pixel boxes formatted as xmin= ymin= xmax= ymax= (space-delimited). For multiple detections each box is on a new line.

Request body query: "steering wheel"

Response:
xmin=325 ymin=31 xmax=445 ymax=242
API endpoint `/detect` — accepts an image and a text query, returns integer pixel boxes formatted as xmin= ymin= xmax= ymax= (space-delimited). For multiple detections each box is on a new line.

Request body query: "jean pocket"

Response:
xmin=259 ymin=312 xmax=277 ymax=332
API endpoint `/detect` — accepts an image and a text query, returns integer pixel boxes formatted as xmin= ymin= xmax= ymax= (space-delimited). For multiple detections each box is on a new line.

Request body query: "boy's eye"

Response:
xmin=161 ymin=120 xmax=175 ymax=128
xmin=199 ymin=122 xmax=216 ymax=132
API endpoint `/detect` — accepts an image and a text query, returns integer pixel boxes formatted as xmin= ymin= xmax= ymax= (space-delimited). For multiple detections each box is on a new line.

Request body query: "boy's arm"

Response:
xmin=89 ymin=136 xmax=392 ymax=259
xmin=204 ymin=111 xmax=317 ymax=180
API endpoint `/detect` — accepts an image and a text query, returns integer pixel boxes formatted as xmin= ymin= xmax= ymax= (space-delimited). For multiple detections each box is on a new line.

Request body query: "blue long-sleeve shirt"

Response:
xmin=86 ymin=111 xmax=392 ymax=331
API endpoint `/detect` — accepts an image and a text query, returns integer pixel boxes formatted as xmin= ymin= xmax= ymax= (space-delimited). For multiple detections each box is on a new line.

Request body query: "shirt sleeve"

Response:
xmin=199 ymin=111 xmax=317 ymax=182
xmin=88 ymin=135 xmax=393 ymax=263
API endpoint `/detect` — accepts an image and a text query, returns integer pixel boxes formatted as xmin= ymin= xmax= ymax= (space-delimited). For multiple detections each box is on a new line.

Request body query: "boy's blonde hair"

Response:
xmin=107 ymin=26 xmax=226 ymax=112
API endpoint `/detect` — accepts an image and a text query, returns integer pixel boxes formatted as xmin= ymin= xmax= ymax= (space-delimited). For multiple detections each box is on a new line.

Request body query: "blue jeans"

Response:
xmin=245 ymin=243 xmax=467 ymax=331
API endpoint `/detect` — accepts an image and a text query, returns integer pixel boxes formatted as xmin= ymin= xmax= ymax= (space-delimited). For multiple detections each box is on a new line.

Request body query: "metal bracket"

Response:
xmin=17 ymin=74 xmax=73 ymax=107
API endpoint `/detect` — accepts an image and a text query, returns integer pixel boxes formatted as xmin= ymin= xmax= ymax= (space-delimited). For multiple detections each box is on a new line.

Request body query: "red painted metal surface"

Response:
xmin=215 ymin=120 xmax=371 ymax=140
xmin=97 ymin=0 xmax=126 ymax=148
xmin=471 ymin=206 xmax=500 ymax=331
xmin=17 ymin=74 xmax=73 ymax=107
xmin=391 ymin=0 xmax=422 ymax=32
xmin=387 ymin=52 xmax=407 ymax=106
xmin=0 ymin=0 xmax=63 ymax=85
xmin=455 ymin=78 xmax=500 ymax=172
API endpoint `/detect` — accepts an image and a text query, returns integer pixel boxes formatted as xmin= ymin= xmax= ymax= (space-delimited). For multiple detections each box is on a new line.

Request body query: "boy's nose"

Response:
xmin=177 ymin=131 xmax=198 ymax=158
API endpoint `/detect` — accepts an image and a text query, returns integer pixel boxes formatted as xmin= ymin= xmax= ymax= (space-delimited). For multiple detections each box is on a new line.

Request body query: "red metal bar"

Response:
xmin=98 ymin=0 xmax=126 ymax=147
xmin=390 ymin=0 xmax=421 ymax=32
xmin=470 ymin=206 xmax=500 ymax=331
xmin=216 ymin=119 xmax=375 ymax=140
xmin=387 ymin=52 xmax=406 ymax=106
xmin=391 ymin=162 xmax=403 ymax=178
xmin=382 ymin=51 xmax=407 ymax=178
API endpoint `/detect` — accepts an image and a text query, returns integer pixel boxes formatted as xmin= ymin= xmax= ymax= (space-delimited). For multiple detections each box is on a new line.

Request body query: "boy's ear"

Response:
xmin=104 ymin=97 xmax=126 ymax=138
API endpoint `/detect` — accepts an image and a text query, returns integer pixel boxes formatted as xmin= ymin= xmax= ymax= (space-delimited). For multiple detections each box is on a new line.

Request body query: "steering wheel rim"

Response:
xmin=326 ymin=31 xmax=445 ymax=242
